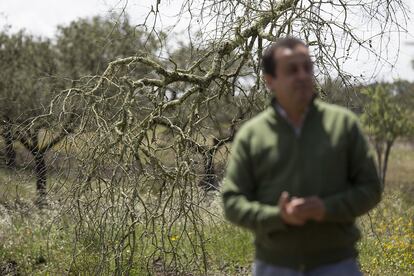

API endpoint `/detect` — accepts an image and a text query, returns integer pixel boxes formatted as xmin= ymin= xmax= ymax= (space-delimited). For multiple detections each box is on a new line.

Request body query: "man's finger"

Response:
xmin=291 ymin=197 xmax=319 ymax=208
xmin=294 ymin=202 xmax=318 ymax=213
xmin=278 ymin=191 xmax=289 ymax=207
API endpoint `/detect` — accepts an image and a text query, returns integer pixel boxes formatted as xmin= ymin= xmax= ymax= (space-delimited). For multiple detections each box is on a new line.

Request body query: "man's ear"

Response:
xmin=263 ymin=73 xmax=274 ymax=90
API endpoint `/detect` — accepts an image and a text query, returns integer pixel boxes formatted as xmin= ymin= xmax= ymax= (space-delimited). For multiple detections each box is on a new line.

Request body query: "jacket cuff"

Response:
xmin=321 ymin=197 xmax=337 ymax=221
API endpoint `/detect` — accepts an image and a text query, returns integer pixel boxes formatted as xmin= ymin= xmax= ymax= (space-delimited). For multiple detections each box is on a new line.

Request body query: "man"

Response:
xmin=220 ymin=36 xmax=383 ymax=276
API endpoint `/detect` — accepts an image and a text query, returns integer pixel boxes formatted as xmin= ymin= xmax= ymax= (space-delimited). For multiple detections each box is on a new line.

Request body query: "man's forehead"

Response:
xmin=274 ymin=45 xmax=310 ymax=60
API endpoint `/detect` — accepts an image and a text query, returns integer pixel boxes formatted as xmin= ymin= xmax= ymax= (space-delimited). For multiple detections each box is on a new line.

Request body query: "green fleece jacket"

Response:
xmin=220 ymin=93 xmax=383 ymax=272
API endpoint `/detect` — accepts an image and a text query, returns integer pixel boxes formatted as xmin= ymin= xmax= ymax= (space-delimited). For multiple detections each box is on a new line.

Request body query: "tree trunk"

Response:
xmin=2 ymin=118 xmax=16 ymax=168
xmin=382 ymin=140 xmax=393 ymax=185
xmin=199 ymin=150 xmax=218 ymax=192
xmin=375 ymin=140 xmax=383 ymax=182
xmin=34 ymin=151 xmax=47 ymax=204
xmin=374 ymin=141 xmax=383 ymax=182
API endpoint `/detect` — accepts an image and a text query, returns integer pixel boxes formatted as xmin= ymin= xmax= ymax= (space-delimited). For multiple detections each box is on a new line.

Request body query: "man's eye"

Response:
xmin=304 ymin=62 xmax=313 ymax=73
xmin=287 ymin=66 xmax=298 ymax=74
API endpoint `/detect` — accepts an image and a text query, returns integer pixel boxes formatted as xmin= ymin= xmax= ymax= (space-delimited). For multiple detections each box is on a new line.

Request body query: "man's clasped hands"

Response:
xmin=278 ymin=191 xmax=326 ymax=226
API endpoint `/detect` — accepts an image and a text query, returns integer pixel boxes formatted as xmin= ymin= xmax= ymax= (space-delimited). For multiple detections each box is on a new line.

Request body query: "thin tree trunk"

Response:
xmin=382 ymin=140 xmax=393 ymax=185
xmin=34 ymin=150 xmax=47 ymax=204
xmin=375 ymin=141 xmax=383 ymax=183
xmin=199 ymin=149 xmax=218 ymax=192
xmin=3 ymin=118 xmax=16 ymax=168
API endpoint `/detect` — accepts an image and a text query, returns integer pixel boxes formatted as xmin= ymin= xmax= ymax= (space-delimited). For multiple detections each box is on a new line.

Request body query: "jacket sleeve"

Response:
xmin=322 ymin=113 xmax=383 ymax=223
xmin=220 ymin=126 xmax=288 ymax=233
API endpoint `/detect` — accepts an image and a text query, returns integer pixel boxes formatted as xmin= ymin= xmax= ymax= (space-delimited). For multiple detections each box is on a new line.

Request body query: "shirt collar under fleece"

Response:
xmin=269 ymin=92 xmax=318 ymax=136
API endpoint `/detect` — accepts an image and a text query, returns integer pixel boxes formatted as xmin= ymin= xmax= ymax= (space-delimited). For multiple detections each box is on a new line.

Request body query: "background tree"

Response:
xmin=361 ymin=82 xmax=413 ymax=184
xmin=55 ymin=13 xmax=160 ymax=81
xmin=0 ymin=30 xmax=63 ymax=204
xmin=318 ymin=75 xmax=364 ymax=113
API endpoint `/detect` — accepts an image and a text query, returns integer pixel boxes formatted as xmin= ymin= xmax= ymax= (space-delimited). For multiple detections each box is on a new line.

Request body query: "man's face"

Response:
xmin=265 ymin=45 xmax=315 ymax=110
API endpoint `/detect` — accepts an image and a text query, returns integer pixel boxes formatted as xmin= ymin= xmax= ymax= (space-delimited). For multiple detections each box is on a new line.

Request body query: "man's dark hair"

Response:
xmin=261 ymin=36 xmax=308 ymax=78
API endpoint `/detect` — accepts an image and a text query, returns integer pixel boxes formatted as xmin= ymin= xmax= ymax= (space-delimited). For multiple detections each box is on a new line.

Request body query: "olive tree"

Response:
xmin=361 ymin=82 xmax=413 ymax=184
xmin=0 ymin=30 xmax=65 ymax=204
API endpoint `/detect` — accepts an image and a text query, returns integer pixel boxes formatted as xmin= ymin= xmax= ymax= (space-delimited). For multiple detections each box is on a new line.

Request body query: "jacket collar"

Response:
xmin=268 ymin=92 xmax=319 ymax=124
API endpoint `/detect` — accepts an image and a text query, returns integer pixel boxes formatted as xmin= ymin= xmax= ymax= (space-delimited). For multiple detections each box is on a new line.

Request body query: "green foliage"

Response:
xmin=318 ymin=75 xmax=363 ymax=113
xmin=361 ymin=83 xmax=413 ymax=143
xmin=0 ymin=30 xmax=58 ymax=121
xmin=55 ymin=13 xmax=161 ymax=81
